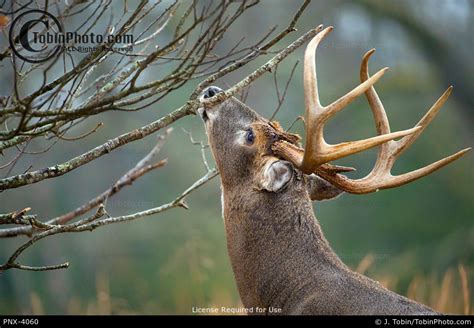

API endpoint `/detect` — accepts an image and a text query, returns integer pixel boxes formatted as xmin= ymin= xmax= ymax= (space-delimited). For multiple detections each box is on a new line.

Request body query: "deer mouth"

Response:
xmin=197 ymin=107 xmax=209 ymax=122
xmin=198 ymin=86 xmax=223 ymax=123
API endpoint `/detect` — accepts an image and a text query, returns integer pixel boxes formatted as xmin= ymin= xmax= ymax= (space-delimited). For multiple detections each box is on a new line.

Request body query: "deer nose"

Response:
xmin=202 ymin=86 xmax=223 ymax=99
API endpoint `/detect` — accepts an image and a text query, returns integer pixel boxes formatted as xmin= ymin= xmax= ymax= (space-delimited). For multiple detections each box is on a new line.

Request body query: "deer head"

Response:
xmin=198 ymin=88 xmax=304 ymax=193
xmin=197 ymin=26 xmax=470 ymax=314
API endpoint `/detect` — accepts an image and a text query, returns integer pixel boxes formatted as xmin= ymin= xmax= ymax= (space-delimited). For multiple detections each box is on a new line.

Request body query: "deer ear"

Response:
xmin=258 ymin=161 xmax=293 ymax=193
xmin=306 ymin=174 xmax=344 ymax=201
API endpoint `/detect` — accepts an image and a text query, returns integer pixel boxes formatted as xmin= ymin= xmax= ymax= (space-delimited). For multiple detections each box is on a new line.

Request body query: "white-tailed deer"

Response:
xmin=198 ymin=26 xmax=470 ymax=315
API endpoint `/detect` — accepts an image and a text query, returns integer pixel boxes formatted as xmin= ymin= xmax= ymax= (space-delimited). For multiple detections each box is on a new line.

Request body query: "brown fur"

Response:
xmin=199 ymin=91 xmax=437 ymax=315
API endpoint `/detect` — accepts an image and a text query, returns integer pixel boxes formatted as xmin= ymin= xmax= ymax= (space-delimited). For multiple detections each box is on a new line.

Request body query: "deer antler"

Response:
xmin=272 ymin=27 xmax=470 ymax=194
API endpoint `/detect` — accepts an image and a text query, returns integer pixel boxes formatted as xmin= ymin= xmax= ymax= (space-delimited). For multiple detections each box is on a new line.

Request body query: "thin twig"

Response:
xmin=269 ymin=60 xmax=299 ymax=121
xmin=182 ymin=128 xmax=210 ymax=172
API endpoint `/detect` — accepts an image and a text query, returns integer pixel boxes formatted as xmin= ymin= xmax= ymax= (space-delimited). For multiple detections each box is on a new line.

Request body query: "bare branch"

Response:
xmin=3 ymin=262 xmax=70 ymax=272
xmin=0 ymin=128 xmax=172 ymax=237
xmin=0 ymin=109 xmax=188 ymax=191
xmin=0 ymin=168 xmax=218 ymax=272
xmin=260 ymin=0 xmax=310 ymax=51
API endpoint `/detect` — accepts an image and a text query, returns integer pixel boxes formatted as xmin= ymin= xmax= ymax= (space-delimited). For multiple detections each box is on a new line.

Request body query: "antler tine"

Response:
xmin=303 ymin=25 xmax=328 ymax=113
xmin=392 ymin=86 xmax=452 ymax=158
xmin=300 ymin=27 xmax=420 ymax=173
xmin=360 ymin=49 xmax=394 ymax=174
xmin=313 ymin=50 xmax=471 ymax=194
xmin=360 ymin=49 xmax=391 ymax=136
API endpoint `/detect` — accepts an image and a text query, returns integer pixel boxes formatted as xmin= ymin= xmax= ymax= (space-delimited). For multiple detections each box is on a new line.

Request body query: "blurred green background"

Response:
xmin=0 ymin=0 xmax=473 ymax=314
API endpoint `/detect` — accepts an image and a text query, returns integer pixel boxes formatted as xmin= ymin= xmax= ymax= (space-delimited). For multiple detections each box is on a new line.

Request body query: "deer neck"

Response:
xmin=221 ymin=180 xmax=345 ymax=311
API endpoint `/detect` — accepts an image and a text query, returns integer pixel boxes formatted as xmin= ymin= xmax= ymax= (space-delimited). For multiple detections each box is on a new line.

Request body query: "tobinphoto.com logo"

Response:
xmin=9 ymin=9 xmax=134 ymax=63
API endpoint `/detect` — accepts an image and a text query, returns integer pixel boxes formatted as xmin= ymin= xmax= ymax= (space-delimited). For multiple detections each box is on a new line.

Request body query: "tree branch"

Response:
xmin=0 ymin=168 xmax=218 ymax=272
xmin=0 ymin=129 xmax=172 ymax=238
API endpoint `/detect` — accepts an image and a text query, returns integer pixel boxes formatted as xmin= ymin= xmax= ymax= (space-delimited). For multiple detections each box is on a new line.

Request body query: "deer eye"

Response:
xmin=245 ymin=129 xmax=255 ymax=144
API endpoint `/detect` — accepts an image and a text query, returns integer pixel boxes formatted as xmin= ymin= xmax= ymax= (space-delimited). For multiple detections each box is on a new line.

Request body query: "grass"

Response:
xmin=356 ymin=254 xmax=472 ymax=315
xmin=24 ymin=257 xmax=472 ymax=315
